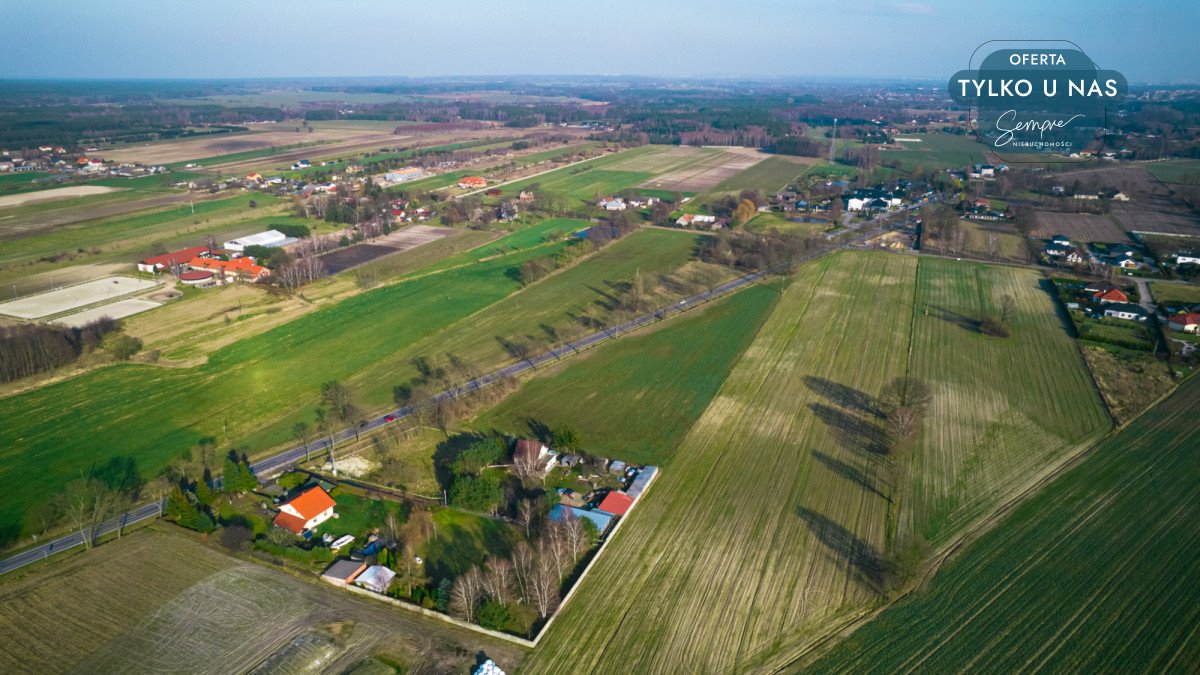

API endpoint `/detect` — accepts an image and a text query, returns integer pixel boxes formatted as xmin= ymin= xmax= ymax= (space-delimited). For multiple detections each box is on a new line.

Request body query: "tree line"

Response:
xmin=0 ymin=317 xmax=122 ymax=383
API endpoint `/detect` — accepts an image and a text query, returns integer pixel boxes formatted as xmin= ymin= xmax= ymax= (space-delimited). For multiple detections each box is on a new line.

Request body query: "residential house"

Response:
xmin=1045 ymin=242 xmax=1073 ymax=257
xmin=457 ymin=176 xmax=487 ymax=189
xmin=272 ymin=486 xmax=337 ymax=534
xmin=1065 ymin=247 xmax=1089 ymax=265
xmin=676 ymin=213 xmax=717 ymax=227
xmin=1175 ymin=252 xmax=1200 ymax=266
xmin=1084 ymin=281 xmax=1120 ymax=294
xmin=597 ymin=197 xmax=626 ymax=211
xmin=189 ymin=256 xmax=270 ymax=282
xmin=321 ymin=559 xmax=367 ymax=588
xmin=1102 ymin=302 xmax=1148 ymax=321
xmin=1094 ymin=288 xmax=1129 ymax=304
xmin=291 ymin=159 xmax=312 ymax=170
xmin=518 ymin=190 xmax=536 ymax=202
xmin=969 ymin=163 xmax=996 ymax=178
xmin=1167 ymin=313 xmax=1200 ymax=334
xmin=1051 ymin=235 xmax=1071 ymax=246
xmin=138 ymin=246 xmax=213 ymax=273
xmin=1110 ymin=254 xmax=1138 ymax=270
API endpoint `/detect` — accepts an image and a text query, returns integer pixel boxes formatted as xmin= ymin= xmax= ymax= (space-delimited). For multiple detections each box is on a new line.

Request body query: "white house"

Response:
xmin=385 ymin=167 xmax=424 ymax=183
xmin=677 ymin=213 xmax=717 ymax=227
xmin=1175 ymin=253 xmax=1200 ymax=266
xmin=1167 ymin=313 xmax=1200 ymax=334
xmin=1102 ymin=303 xmax=1148 ymax=322
xmin=598 ymin=197 xmax=627 ymax=211
xmin=272 ymin=486 xmax=337 ymax=534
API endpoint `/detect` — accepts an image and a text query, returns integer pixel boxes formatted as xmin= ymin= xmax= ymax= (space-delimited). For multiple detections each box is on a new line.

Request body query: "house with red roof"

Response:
xmin=1093 ymin=288 xmax=1128 ymax=304
xmin=187 ymin=256 xmax=270 ymax=281
xmin=457 ymin=176 xmax=487 ymax=189
xmin=597 ymin=491 xmax=634 ymax=517
xmin=1167 ymin=313 xmax=1200 ymax=334
xmin=273 ymin=486 xmax=337 ymax=534
xmin=138 ymin=246 xmax=213 ymax=273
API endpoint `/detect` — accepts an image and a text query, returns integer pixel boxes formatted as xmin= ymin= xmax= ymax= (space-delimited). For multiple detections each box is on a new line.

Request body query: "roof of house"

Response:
xmin=189 ymin=256 xmax=269 ymax=278
xmin=597 ymin=491 xmax=634 ymax=517
xmin=224 ymin=229 xmax=291 ymax=250
xmin=322 ymin=558 xmax=367 ymax=582
xmin=1095 ymin=288 xmax=1129 ymax=302
xmin=549 ymin=504 xmax=613 ymax=532
xmin=458 ymin=176 xmax=487 ymax=186
xmin=1103 ymin=302 xmax=1147 ymax=315
xmin=141 ymin=246 xmax=211 ymax=268
xmin=273 ymin=486 xmax=336 ymax=533
xmin=1169 ymin=312 xmax=1200 ymax=325
xmin=178 ymin=270 xmax=214 ymax=281
xmin=355 ymin=565 xmax=397 ymax=593
xmin=1084 ymin=281 xmax=1119 ymax=293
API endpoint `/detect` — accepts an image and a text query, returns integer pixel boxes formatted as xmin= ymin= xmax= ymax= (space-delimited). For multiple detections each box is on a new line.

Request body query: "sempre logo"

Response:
xmin=948 ymin=42 xmax=1127 ymax=161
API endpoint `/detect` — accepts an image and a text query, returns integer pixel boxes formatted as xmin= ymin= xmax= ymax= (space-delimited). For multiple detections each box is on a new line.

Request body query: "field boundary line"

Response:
xmin=341 ymin=584 xmax=536 ymax=648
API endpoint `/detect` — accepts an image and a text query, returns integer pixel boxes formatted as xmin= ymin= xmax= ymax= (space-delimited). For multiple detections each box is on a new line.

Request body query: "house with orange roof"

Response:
xmin=187 ymin=255 xmax=271 ymax=281
xmin=273 ymin=486 xmax=337 ymax=534
xmin=457 ymin=176 xmax=487 ymax=189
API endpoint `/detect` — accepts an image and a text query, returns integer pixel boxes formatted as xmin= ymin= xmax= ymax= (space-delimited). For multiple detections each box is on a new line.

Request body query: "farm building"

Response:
xmin=188 ymin=256 xmax=270 ymax=282
xmin=597 ymin=197 xmax=627 ymax=211
xmin=272 ymin=485 xmax=337 ymax=534
xmin=320 ymin=559 xmax=367 ymax=588
xmin=676 ymin=213 xmax=717 ymax=227
xmin=549 ymin=504 xmax=613 ymax=533
xmin=625 ymin=466 xmax=657 ymax=500
xmin=177 ymin=270 xmax=214 ymax=286
xmin=223 ymin=229 xmax=296 ymax=252
xmin=597 ymin=491 xmax=634 ymax=517
xmin=137 ymin=246 xmax=213 ymax=273
xmin=457 ymin=176 xmax=487 ymax=189
xmin=1102 ymin=303 xmax=1149 ymax=321
xmin=384 ymin=167 xmax=424 ymax=183
xmin=1167 ymin=313 xmax=1200 ymax=333
xmin=1175 ymin=253 xmax=1200 ymax=266
xmin=354 ymin=565 xmax=397 ymax=594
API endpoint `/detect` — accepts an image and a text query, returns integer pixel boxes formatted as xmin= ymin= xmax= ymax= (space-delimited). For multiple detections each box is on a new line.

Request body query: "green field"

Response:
xmin=746 ymin=211 xmax=831 ymax=236
xmin=1144 ymin=159 xmax=1200 ymax=185
xmin=1151 ymin=280 xmax=1200 ymax=306
xmin=498 ymin=146 xmax=711 ymax=205
xmin=524 ymin=253 xmax=1109 ymax=672
xmin=709 ymin=155 xmax=811 ymax=194
xmin=471 ymin=282 xmax=779 ymax=466
xmin=0 ymin=226 xmax=699 ymax=544
xmin=0 ymin=171 xmax=53 ymax=194
xmin=883 ymin=134 xmax=989 ymax=172
xmin=904 ymin=259 xmax=1111 ymax=543
xmin=806 ymin=375 xmax=1200 ymax=674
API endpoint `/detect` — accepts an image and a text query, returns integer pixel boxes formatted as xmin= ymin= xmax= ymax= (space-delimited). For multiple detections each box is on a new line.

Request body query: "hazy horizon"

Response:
xmin=3 ymin=0 xmax=1197 ymax=83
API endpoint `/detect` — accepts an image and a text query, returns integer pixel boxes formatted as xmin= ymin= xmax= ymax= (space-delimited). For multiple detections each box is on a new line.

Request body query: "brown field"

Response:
xmin=102 ymin=123 xmax=403 ymax=165
xmin=317 ymin=225 xmax=458 ymax=274
xmin=1031 ymin=210 xmax=1128 ymax=242
xmin=0 ymin=185 xmax=124 ymax=209
xmin=0 ymin=526 xmax=524 ymax=674
xmin=1113 ymin=205 xmax=1200 ymax=236
xmin=638 ymin=147 xmax=769 ymax=192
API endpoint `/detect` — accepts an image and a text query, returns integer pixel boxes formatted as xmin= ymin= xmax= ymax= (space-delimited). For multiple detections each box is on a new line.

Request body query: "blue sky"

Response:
xmin=1 ymin=0 xmax=1196 ymax=82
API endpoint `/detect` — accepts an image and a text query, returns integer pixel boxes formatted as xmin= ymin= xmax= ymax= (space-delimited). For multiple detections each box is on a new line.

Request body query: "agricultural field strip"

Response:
xmin=523 ymin=253 xmax=915 ymax=673
xmin=804 ymin=376 xmax=1200 ymax=674
xmin=51 ymin=298 xmax=162 ymax=328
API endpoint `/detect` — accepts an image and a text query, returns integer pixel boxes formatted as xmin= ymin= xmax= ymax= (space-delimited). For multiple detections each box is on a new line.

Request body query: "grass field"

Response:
xmin=499 ymin=146 xmax=715 ymax=206
xmin=805 ymin=374 xmax=1200 ymax=674
xmin=709 ymin=155 xmax=813 ymax=194
xmin=746 ymin=211 xmax=831 ymax=236
xmin=903 ymin=259 xmax=1111 ymax=543
xmin=0 ymin=227 xmax=699 ymax=543
xmin=1151 ymin=280 xmax=1200 ymax=307
xmin=523 ymin=252 xmax=1109 ymax=672
xmin=0 ymin=526 xmax=524 ymax=673
xmin=471 ymin=282 xmax=779 ymax=466
xmin=1144 ymin=158 xmax=1200 ymax=185
xmin=923 ymin=218 xmax=1029 ymax=263
xmin=879 ymin=134 xmax=990 ymax=172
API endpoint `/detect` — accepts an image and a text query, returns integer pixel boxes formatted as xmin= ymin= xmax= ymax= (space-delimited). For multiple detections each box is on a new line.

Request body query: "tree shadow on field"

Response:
xmin=809 ymin=403 xmax=890 ymax=456
xmin=796 ymin=506 xmax=887 ymax=595
xmin=803 ymin=376 xmax=884 ymax=418
xmin=1039 ymin=278 xmax=1079 ymax=338
xmin=585 ymin=284 xmax=621 ymax=312
xmin=524 ymin=418 xmax=553 ymax=444
xmin=928 ymin=304 xmax=982 ymax=334
xmin=812 ymin=450 xmax=890 ymax=502
xmin=433 ymin=431 xmax=488 ymax=491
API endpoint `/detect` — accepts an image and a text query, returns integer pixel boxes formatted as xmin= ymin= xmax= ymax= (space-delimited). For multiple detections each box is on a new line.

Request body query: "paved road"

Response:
xmin=1132 ymin=277 xmax=1158 ymax=316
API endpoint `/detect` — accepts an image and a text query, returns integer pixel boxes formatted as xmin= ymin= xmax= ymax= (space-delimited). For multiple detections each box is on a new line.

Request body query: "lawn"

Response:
xmin=0 ymin=227 xmax=699 ymax=544
xmin=470 ymin=282 xmax=779 ymax=466
xmin=524 ymin=252 xmax=1111 ymax=673
xmin=1144 ymin=158 xmax=1200 ymax=185
xmin=881 ymin=133 xmax=990 ymax=172
xmin=1150 ymin=280 xmax=1200 ymax=307
xmin=746 ymin=211 xmax=831 ymax=236
xmin=805 ymin=374 xmax=1200 ymax=674
xmin=421 ymin=508 xmax=521 ymax=584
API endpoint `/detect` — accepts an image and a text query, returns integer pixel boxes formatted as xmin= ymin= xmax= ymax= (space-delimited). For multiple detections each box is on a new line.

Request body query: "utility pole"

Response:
xmin=829 ymin=118 xmax=838 ymax=163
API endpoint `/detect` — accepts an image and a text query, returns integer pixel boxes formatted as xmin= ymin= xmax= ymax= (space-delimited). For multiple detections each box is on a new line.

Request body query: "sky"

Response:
xmin=1 ymin=0 xmax=1197 ymax=83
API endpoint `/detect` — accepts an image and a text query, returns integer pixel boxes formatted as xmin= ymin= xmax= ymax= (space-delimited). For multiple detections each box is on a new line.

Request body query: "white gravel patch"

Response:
xmin=51 ymin=298 xmax=161 ymax=327
xmin=0 ymin=276 xmax=159 ymax=319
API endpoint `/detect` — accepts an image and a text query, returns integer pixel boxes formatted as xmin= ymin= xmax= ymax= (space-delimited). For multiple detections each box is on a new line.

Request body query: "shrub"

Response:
xmin=979 ymin=314 xmax=1011 ymax=338
xmin=274 ymin=223 xmax=311 ymax=239
xmin=477 ymin=600 xmax=513 ymax=630
xmin=106 ymin=334 xmax=143 ymax=360
xmin=219 ymin=525 xmax=253 ymax=552
xmin=450 ymin=474 xmax=503 ymax=512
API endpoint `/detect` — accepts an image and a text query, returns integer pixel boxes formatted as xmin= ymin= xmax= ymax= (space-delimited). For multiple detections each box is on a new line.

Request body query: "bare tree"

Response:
xmin=449 ymin=566 xmax=485 ymax=621
xmin=999 ymin=294 xmax=1017 ymax=324
xmin=516 ymin=498 xmax=537 ymax=538
xmin=560 ymin=510 xmax=589 ymax=562
xmin=511 ymin=540 xmax=535 ymax=604
xmin=483 ymin=558 xmax=514 ymax=604
xmin=145 ymin=474 xmax=173 ymax=517
xmin=985 ymin=232 xmax=1000 ymax=260
xmin=53 ymin=478 xmax=117 ymax=550
xmin=530 ymin=553 xmax=562 ymax=619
